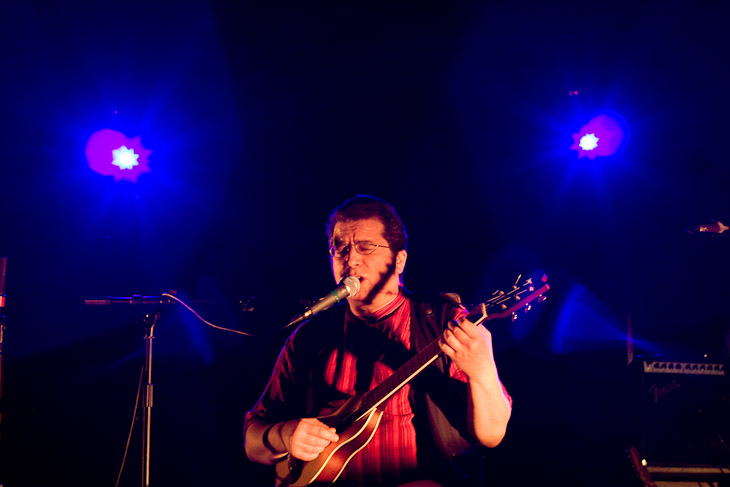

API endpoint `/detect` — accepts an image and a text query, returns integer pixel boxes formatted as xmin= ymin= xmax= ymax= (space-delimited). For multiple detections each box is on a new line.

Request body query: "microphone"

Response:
xmin=287 ymin=276 xmax=360 ymax=327
xmin=688 ymin=220 xmax=729 ymax=235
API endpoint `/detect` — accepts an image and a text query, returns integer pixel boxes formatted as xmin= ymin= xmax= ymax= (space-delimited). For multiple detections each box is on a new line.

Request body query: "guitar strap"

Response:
xmin=406 ymin=291 xmax=484 ymax=486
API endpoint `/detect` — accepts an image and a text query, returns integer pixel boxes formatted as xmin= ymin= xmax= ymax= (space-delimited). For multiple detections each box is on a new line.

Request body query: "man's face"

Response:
xmin=330 ymin=218 xmax=406 ymax=306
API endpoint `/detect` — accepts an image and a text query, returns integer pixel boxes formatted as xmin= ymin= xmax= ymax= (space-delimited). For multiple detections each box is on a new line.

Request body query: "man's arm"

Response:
xmin=245 ymin=417 xmax=340 ymax=465
xmin=439 ymin=317 xmax=512 ymax=447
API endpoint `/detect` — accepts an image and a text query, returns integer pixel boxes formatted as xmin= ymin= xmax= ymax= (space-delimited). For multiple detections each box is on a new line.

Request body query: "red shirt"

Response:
xmin=245 ymin=290 xmax=480 ymax=486
xmin=329 ymin=292 xmax=417 ymax=484
xmin=325 ymin=292 xmax=468 ymax=485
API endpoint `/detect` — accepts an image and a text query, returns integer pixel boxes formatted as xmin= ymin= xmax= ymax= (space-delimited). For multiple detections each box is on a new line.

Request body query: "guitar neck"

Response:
xmin=351 ymin=276 xmax=549 ymax=422
xmin=353 ymin=304 xmax=486 ymax=420
xmin=357 ymin=339 xmax=441 ymax=417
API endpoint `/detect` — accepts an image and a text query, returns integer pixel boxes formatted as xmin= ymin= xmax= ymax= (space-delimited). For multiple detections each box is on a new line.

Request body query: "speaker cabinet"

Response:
xmin=629 ymin=358 xmax=730 ymax=475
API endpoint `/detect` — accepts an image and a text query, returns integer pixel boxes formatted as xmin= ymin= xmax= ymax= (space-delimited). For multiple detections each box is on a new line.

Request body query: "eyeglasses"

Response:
xmin=329 ymin=240 xmax=391 ymax=258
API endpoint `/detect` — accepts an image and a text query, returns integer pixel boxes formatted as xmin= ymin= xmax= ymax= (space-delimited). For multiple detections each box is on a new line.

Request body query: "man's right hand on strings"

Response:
xmin=280 ymin=418 xmax=339 ymax=461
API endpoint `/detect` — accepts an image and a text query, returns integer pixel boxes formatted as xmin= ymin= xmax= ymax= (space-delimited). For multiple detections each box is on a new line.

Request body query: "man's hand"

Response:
xmin=439 ymin=317 xmax=496 ymax=383
xmin=281 ymin=418 xmax=339 ymax=461
xmin=439 ymin=316 xmax=512 ymax=447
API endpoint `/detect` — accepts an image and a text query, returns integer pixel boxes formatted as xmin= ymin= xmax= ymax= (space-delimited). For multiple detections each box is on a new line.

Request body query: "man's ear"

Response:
xmin=395 ymin=250 xmax=407 ymax=275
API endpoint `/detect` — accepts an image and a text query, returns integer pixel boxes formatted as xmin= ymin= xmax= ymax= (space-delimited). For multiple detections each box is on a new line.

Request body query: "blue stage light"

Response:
xmin=85 ymin=129 xmax=152 ymax=182
xmin=578 ymin=133 xmax=599 ymax=151
xmin=570 ymin=113 xmax=628 ymax=160
xmin=111 ymin=146 xmax=140 ymax=170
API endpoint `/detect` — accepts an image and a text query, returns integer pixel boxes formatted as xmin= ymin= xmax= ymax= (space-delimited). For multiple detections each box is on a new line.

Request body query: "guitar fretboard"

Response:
xmin=351 ymin=304 xmax=488 ymax=423
xmin=357 ymin=339 xmax=441 ymax=419
xmin=344 ymin=276 xmax=549 ymax=426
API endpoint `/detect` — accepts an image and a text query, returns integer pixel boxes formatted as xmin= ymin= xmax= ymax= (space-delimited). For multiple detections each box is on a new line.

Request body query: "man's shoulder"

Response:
xmin=404 ymin=290 xmax=465 ymax=349
xmin=404 ymin=290 xmax=465 ymax=331
xmin=404 ymin=289 xmax=464 ymax=310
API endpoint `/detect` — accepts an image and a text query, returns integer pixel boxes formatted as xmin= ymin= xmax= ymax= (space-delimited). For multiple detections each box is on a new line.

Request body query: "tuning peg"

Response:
xmin=511 ymin=312 xmax=517 ymax=322
xmin=525 ymin=304 xmax=532 ymax=312
xmin=538 ymin=295 xmax=547 ymax=303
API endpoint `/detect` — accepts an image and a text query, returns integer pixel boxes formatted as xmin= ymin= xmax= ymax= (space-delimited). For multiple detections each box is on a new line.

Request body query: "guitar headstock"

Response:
xmin=466 ymin=274 xmax=550 ymax=325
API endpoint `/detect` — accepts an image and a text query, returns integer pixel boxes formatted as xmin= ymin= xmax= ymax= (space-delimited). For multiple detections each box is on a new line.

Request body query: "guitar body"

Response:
xmin=275 ymin=404 xmax=384 ymax=487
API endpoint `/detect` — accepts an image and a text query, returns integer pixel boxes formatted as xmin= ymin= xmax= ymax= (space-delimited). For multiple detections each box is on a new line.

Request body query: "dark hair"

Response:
xmin=326 ymin=195 xmax=408 ymax=253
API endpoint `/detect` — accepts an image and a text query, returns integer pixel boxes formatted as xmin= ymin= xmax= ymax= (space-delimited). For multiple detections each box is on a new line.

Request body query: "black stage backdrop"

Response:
xmin=1 ymin=2 xmax=729 ymax=486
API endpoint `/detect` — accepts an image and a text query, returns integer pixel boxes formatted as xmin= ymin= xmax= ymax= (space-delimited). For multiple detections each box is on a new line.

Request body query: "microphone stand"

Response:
xmin=0 ymin=305 xmax=6 ymax=441
xmin=0 ymin=256 xmax=7 ymax=485
xmin=142 ymin=311 xmax=160 ymax=487
xmin=0 ymin=306 xmax=5 ymax=487
xmin=0 ymin=304 xmax=5 ymax=402
xmin=85 ymin=296 xmax=170 ymax=487
xmin=85 ymin=293 xmax=244 ymax=486
xmin=0 ymin=256 xmax=7 ymax=435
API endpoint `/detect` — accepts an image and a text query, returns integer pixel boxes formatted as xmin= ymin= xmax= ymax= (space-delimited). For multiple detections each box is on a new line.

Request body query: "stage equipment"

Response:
xmin=85 ymin=128 xmax=152 ymax=183
xmin=687 ymin=220 xmax=729 ymax=236
xmin=570 ymin=112 xmax=628 ymax=159
xmin=141 ymin=311 xmax=158 ymax=487
xmin=0 ymin=256 xmax=6 ymax=396
xmin=0 ymin=256 xmax=6 ymax=309
xmin=0 ymin=257 xmax=7 ymax=487
xmin=629 ymin=357 xmax=730 ymax=486
xmin=85 ymin=294 xmax=186 ymax=306
xmin=85 ymin=295 xmax=170 ymax=487
xmin=0 ymin=256 xmax=6 ymax=415
xmin=286 ymin=276 xmax=360 ymax=328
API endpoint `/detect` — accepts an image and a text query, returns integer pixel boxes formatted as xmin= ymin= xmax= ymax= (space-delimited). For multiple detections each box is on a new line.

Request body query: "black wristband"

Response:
xmin=262 ymin=423 xmax=284 ymax=454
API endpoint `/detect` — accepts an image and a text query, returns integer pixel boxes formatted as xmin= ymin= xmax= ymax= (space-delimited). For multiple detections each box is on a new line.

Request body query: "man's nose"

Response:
xmin=344 ymin=248 xmax=362 ymax=266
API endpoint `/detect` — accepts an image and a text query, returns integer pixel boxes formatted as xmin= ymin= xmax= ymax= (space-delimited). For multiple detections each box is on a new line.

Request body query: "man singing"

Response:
xmin=244 ymin=195 xmax=512 ymax=486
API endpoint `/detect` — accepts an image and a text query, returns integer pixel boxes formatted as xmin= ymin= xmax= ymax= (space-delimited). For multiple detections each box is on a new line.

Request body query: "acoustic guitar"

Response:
xmin=275 ymin=274 xmax=550 ymax=487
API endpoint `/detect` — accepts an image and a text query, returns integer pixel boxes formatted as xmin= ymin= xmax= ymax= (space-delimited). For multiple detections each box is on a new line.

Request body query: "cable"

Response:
xmin=115 ymin=364 xmax=144 ymax=487
xmin=161 ymin=293 xmax=257 ymax=337
xmin=110 ymin=293 xmax=257 ymax=485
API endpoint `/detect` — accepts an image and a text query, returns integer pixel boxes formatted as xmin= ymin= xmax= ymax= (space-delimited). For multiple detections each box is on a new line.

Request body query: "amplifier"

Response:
xmin=630 ymin=358 xmax=730 ymax=473
xmin=641 ymin=361 xmax=725 ymax=376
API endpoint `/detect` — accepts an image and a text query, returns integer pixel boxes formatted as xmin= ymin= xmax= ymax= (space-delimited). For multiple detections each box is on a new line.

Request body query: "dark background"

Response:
xmin=2 ymin=1 xmax=729 ymax=486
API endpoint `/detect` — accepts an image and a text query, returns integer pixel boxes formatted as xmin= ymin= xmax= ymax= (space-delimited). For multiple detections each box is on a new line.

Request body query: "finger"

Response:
xmin=305 ymin=434 xmax=337 ymax=448
xmin=312 ymin=426 xmax=339 ymax=444
xmin=302 ymin=418 xmax=339 ymax=443
xmin=441 ymin=327 xmax=460 ymax=349
xmin=438 ymin=336 xmax=456 ymax=358
xmin=443 ymin=323 xmax=468 ymax=348
xmin=450 ymin=318 xmax=479 ymax=340
xmin=455 ymin=317 xmax=483 ymax=338
xmin=290 ymin=431 xmax=335 ymax=460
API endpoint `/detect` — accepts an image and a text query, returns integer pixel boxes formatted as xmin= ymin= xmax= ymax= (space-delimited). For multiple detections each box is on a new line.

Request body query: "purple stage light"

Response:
xmin=570 ymin=113 xmax=626 ymax=160
xmin=85 ymin=129 xmax=152 ymax=182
